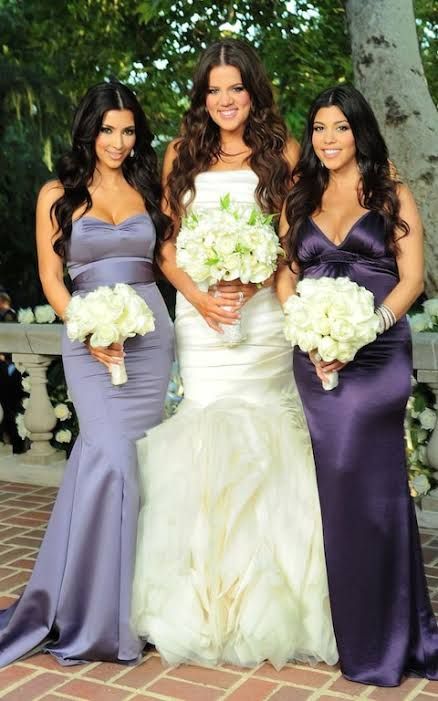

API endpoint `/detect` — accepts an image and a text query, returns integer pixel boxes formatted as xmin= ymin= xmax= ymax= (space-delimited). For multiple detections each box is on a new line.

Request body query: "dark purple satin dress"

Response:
xmin=0 ymin=213 xmax=174 ymax=666
xmin=293 ymin=211 xmax=438 ymax=686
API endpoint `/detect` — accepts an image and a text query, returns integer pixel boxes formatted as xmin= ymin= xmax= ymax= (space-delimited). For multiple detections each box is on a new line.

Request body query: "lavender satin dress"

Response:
xmin=0 ymin=213 xmax=174 ymax=666
xmin=293 ymin=211 xmax=438 ymax=686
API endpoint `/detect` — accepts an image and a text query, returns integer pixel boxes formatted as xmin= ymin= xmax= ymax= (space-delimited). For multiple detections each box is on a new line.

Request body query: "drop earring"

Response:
xmin=130 ymin=149 xmax=135 ymax=158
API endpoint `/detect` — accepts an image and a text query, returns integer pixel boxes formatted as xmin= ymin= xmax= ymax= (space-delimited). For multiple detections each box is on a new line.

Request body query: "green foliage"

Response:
xmin=0 ymin=0 xmax=435 ymax=306
xmin=415 ymin=0 xmax=438 ymax=102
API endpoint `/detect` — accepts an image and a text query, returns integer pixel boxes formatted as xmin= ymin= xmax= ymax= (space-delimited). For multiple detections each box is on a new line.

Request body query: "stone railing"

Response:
xmin=0 ymin=323 xmax=63 ymax=465
xmin=1 ymin=324 xmax=438 ymax=523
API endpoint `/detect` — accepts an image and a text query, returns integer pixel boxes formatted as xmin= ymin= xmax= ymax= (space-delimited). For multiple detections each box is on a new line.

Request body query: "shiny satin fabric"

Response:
xmin=132 ymin=171 xmax=338 ymax=668
xmin=0 ymin=213 xmax=174 ymax=666
xmin=293 ymin=212 xmax=438 ymax=685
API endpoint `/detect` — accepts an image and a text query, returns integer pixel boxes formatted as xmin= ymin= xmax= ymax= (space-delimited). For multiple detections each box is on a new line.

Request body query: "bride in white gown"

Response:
xmin=132 ymin=39 xmax=338 ymax=670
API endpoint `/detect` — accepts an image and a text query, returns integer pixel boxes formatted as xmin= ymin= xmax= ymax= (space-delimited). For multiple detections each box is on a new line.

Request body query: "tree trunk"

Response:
xmin=345 ymin=0 xmax=438 ymax=295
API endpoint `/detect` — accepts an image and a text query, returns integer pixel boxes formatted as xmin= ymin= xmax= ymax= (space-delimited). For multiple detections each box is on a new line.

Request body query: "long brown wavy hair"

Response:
xmin=283 ymin=84 xmax=409 ymax=265
xmin=166 ymin=39 xmax=291 ymax=219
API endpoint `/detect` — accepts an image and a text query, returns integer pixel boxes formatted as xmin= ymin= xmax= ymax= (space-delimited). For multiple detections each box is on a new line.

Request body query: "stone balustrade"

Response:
xmin=1 ymin=324 xmax=438 ymax=520
xmin=0 ymin=323 xmax=64 ymax=478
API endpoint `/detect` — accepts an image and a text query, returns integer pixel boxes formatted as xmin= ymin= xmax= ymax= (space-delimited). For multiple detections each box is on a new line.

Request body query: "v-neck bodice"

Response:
xmin=296 ymin=210 xmax=399 ymax=305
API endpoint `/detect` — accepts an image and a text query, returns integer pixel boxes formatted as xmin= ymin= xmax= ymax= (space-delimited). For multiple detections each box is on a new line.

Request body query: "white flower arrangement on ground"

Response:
xmin=176 ymin=193 xmax=281 ymax=345
xmin=409 ymin=298 xmax=438 ymax=333
xmin=17 ymin=304 xmax=56 ymax=324
xmin=65 ymin=283 xmax=155 ymax=385
xmin=15 ymin=361 xmax=79 ymax=456
xmin=405 ymin=378 xmax=437 ymax=498
xmin=283 ymin=276 xmax=379 ymax=390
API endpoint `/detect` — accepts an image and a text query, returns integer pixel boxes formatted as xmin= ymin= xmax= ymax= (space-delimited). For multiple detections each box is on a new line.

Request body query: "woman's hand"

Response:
xmin=209 ymin=279 xmax=261 ymax=308
xmin=309 ymin=351 xmax=347 ymax=383
xmin=85 ymin=340 xmax=125 ymax=370
xmin=191 ymin=290 xmax=240 ymax=332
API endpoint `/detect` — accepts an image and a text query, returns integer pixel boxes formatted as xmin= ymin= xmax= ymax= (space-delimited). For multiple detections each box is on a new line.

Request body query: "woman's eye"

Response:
xmin=337 ymin=125 xmax=350 ymax=132
xmin=124 ymin=129 xmax=135 ymax=135
xmin=208 ymin=88 xmax=219 ymax=94
xmin=100 ymin=127 xmax=112 ymax=134
xmin=233 ymin=86 xmax=245 ymax=92
xmin=313 ymin=125 xmax=323 ymax=132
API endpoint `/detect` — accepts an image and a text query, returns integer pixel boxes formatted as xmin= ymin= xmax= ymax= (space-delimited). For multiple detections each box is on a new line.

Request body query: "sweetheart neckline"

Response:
xmin=74 ymin=212 xmax=151 ymax=227
xmin=309 ymin=210 xmax=373 ymax=249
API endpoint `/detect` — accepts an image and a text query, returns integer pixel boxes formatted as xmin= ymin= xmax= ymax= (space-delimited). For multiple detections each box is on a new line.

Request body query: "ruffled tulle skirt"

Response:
xmin=131 ymin=387 xmax=338 ymax=669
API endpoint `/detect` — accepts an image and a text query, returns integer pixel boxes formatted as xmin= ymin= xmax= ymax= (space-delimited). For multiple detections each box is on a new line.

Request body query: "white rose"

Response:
xmin=336 ymin=342 xmax=356 ymax=363
xmin=15 ymin=413 xmax=29 ymax=439
xmin=89 ymin=324 xmax=120 ymax=348
xmin=330 ymin=318 xmax=357 ymax=342
xmin=418 ymin=445 xmax=428 ymax=463
xmin=22 ymin=376 xmax=31 ymax=393
xmin=54 ymin=403 xmax=72 ymax=421
xmin=55 ymin=429 xmax=72 ymax=443
xmin=416 ymin=428 xmax=429 ymax=444
xmin=423 ymin=298 xmax=438 ymax=319
xmin=318 ymin=335 xmax=340 ymax=362
xmin=409 ymin=312 xmax=432 ymax=334
xmin=34 ymin=305 xmax=56 ymax=323
xmin=419 ymin=408 xmax=436 ymax=431
xmin=297 ymin=330 xmax=323 ymax=353
xmin=412 ymin=474 xmax=430 ymax=495
xmin=17 ymin=308 xmax=35 ymax=324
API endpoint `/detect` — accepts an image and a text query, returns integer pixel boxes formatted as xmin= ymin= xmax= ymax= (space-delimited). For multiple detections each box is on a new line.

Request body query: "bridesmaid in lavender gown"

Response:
xmin=0 ymin=82 xmax=173 ymax=666
xmin=278 ymin=85 xmax=438 ymax=686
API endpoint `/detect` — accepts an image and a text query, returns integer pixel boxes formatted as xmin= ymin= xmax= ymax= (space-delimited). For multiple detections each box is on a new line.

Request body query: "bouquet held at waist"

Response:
xmin=176 ymin=193 xmax=282 ymax=345
xmin=283 ymin=276 xmax=379 ymax=390
xmin=65 ymin=283 xmax=155 ymax=385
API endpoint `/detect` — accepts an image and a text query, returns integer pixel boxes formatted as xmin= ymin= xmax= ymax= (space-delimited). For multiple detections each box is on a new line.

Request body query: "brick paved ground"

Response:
xmin=1 ymin=480 xmax=438 ymax=701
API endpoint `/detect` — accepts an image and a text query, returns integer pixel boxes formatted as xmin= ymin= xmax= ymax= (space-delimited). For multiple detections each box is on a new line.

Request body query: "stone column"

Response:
xmin=13 ymin=353 xmax=62 ymax=465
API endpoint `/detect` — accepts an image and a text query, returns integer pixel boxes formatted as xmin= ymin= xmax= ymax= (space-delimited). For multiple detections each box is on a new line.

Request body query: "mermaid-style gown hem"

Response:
xmin=0 ymin=213 xmax=173 ymax=666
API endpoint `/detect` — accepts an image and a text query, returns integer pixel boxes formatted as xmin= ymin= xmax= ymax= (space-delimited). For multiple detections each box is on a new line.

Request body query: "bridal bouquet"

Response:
xmin=283 ymin=277 xmax=379 ymax=390
xmin=65 ymin=283 xmax=155 ymax=385
xmin=176 ymin=193 xmax=281 ymax=344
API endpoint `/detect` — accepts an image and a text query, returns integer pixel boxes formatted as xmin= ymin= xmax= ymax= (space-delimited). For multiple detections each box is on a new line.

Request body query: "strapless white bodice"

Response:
xmin=175 ymin=169 xmax=292 ymax=406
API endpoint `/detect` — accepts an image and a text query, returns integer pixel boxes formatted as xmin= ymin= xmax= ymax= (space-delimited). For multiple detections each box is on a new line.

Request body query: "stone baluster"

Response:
xmin=13 ymin=353 xmax=62 ymax=464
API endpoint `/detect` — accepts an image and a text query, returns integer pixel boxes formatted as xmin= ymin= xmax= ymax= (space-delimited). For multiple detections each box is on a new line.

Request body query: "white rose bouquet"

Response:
xmin=283 ymin=276 xmax=379 ymax=390
xmin=65 ymin=283 xmax=155 ymax=385
xmin=176 ymin=193 xmax=281 ymax=345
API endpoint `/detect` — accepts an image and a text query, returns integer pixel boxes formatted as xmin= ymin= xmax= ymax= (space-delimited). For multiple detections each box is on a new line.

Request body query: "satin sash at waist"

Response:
xmin=71 ymin=260 xmax=155 ymax=292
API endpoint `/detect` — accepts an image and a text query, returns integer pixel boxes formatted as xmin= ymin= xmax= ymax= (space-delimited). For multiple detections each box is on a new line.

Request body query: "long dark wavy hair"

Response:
xmin=283 ymin=84 xmax=409 ymax=264
xmin=51 ymin=82 xmax=169 ymax=257
xmin=167 ymin=39 xmax=291 ymax=219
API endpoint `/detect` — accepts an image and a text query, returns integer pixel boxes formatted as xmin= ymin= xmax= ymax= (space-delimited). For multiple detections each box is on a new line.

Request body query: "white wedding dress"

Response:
xmin=131 ymin=170 xmax=338 ymax=670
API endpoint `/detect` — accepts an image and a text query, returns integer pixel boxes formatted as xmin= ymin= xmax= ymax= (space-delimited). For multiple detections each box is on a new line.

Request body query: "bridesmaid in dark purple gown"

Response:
xmin=0 ymin=83 xmax=173 ymax=666
xmin=278 ymin=85 xmax=438 ymax=686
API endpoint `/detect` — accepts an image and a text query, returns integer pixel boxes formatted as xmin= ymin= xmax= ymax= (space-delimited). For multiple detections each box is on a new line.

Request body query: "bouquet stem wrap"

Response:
xmin=110 ymin=337 xmax=128 ymax=385
xmin=221 ymin=310 xmax=245 ymax=346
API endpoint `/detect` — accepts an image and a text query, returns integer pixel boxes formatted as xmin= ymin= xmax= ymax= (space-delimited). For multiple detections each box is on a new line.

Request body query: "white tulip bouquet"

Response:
xmin=176 ymin=193 xmax=281 ymax=345
xmin=65 ymin=283 xmax=155 ymax=385
xmin=283 ymin=276 xmax=379 ymax=390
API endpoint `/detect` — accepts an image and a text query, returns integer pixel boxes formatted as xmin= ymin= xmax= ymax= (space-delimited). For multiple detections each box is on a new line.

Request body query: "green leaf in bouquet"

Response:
xmin=247 ymin=209 xmax=258 ymax=226
xmin=220 ymin=193 xmax=231 ymax=211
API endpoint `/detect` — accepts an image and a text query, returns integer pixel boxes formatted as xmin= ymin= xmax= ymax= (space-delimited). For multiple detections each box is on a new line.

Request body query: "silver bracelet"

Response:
xmin=375 ymin=303 xmax=397 ymax=334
